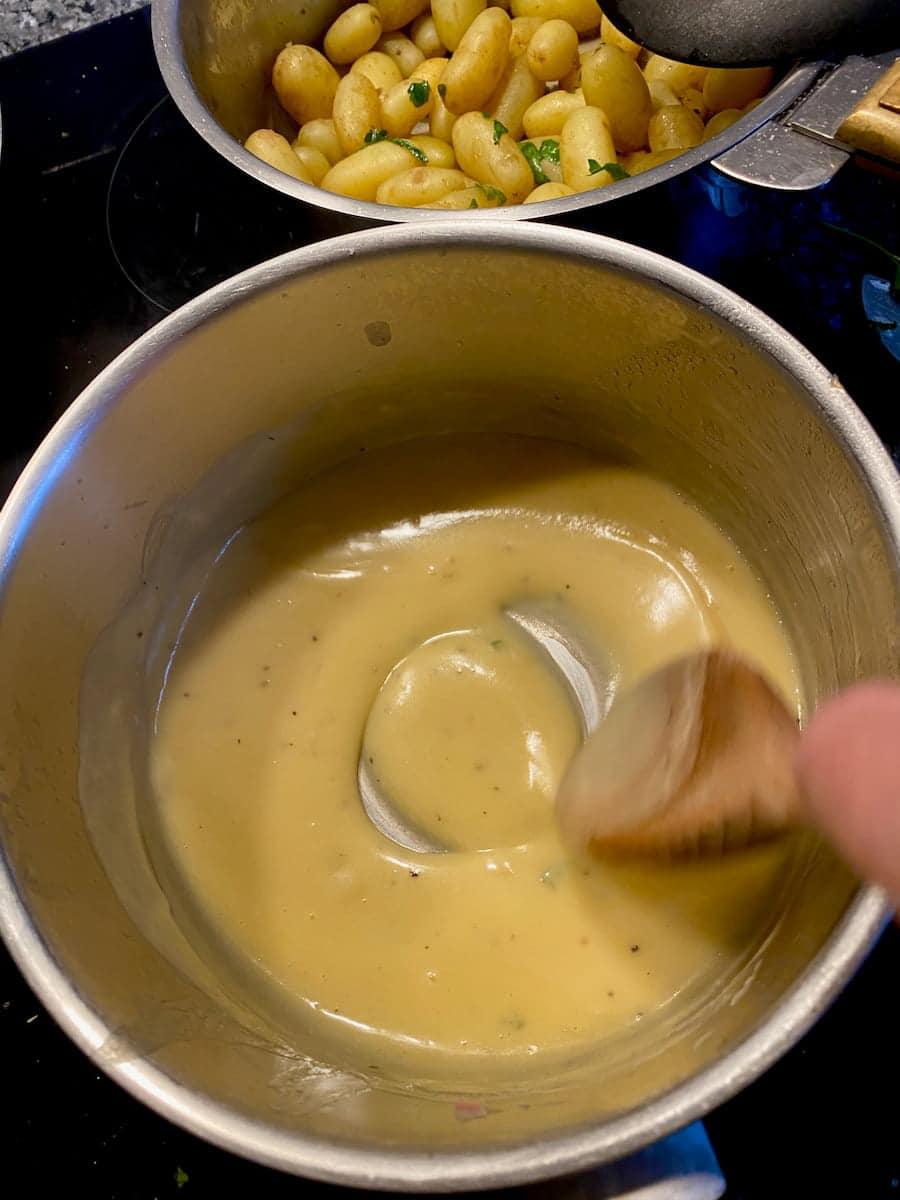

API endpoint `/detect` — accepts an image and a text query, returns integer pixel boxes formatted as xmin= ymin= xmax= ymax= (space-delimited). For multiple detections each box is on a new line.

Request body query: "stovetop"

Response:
xmin=1 ymin=9 xmax=898 ymax=1198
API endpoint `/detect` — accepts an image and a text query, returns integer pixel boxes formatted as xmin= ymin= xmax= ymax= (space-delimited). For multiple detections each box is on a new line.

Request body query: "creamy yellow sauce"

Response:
xmin=148 ymin=435 xmax=801 ymax=1075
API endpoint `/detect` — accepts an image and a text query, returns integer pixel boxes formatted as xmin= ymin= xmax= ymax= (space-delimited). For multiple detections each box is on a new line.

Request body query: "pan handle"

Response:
xmin=712 ymin=50 xmax=899 ymax=190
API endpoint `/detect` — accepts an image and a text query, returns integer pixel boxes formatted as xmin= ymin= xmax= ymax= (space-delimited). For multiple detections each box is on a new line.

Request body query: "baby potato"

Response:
xmin=245 ymin=129 xmax=315 ymax=182
xmin=350 ymin=49 xmax=405 ymax=91
xmin=381 ymin=77 xmax=434 ymax=137
xmin=295 ymin=117 xmax=343 ymax=165
xmin=424 ymin=182 xmax=504 ymax=206
xmin=622 ymin=146 xmax=681 ymax=174
xmin=559 ymin=60 xmax=581 ymax=90
xmin=581 ymin=44 xmax=651 ymax=152
xmin=406 ymin=133 xmax=456 ymax=166
xmin=376 ymin=164 xmax=470 ymax=204
xmin=642 ymin=54 xmax=707 ymax=99
xmin=375 ymin=31 xmax=426 ymax=77
xmin=560 ymin=104 xmax=618 ymax=190
xmin=702 ymin=107 xmax=743 ymax=141
xmin=600 ymin=13 xmax=640 ymax=57
xmin=416 ymin=56 xmax=450 ymax=92
xmin=648 ymin=103 xmax=704 ymax=151
xmin=522 ymin=88 xmax=584 ymax=137
xmin=527 ymin=19 xmax=579 ymax=82
xmin=577 ymin=34 xmax=603 ymax=59
xmin=523 ymin=179 xmax=574 ymax=201
xmin=510 ymin=0 xmax=600 ymax=36
xmin=441 ymin=8 xmax=511 ymax=115
xmin=333 ymin=72 xmax=382 ymax=155
xmin=486 ymin=52 xmax=545 ymax=140
xmin=432 ymin=0 xmax=488 ymax=51
xmin=509 ymin=15 xmax=544 ymax=55
xmin=373 ymin=0 xmax=429 ymax=33
xmin=321 ymin=138 xmax=423 ymax=199
xmin=272 ymin=44 xmax=340 ymax=125
xmin=292 ymin=143 xmax=332 ymax=183
xmin=430 ymin=84 xmax=459 ymax=140
xmin=451 ymin=110 xmax=533 ymax=202
xmin=410 ymin=12 xmax=446 ymax=57
xmin=324 ymin=5 xmax=383 ymax=65
xmin=647 ymin=77 xmax=678 ymax=110
xmin=680 ymin=86 xmax=708 ymax=121
xmin=703 ymin=66 xmax=774 ymax=114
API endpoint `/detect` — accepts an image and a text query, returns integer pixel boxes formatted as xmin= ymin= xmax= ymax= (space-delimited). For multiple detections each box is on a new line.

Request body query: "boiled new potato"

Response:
xmin=452 ymin=110 xmax=533 ymax=202
xmin=581 ymin=43 xmax=651 ymax=152
xmin=324 ymin=5 xmax=383 ymax=64
xmin=272 ymin=45 xmax=340 ymax=124
xmin=245 ymin=1 xmax=775 ymax=209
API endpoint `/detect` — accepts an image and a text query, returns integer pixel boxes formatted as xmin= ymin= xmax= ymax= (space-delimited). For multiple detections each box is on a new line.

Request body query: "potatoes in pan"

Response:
xmin=245 ymin=1 xmax=775 ymax=209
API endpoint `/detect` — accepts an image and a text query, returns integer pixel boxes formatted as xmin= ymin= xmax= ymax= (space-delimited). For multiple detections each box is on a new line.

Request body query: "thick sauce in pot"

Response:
xmin=148 ymin=434 xmax=801 ymax=1071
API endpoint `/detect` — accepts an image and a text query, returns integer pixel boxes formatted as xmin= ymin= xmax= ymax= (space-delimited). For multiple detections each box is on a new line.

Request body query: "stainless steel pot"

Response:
xmin=151 ymin=0 xmax=834 ymax=230
xmin=0 ymin=222 xmax=897 ymax=1190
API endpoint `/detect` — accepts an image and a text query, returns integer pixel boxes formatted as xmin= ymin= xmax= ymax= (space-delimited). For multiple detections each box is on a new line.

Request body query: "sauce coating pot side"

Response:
xmin=0 ymin=222 xmax=897 ymax=1190
xmin=151 ymin=0 xmax=825 ymax=231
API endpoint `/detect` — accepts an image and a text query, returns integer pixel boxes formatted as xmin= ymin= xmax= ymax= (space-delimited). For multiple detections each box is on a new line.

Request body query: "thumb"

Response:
xmin=795 ymin=681 xmax=900 ymax=905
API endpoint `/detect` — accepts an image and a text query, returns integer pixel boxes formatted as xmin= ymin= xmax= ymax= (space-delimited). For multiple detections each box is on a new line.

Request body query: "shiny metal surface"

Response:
xmin=787 ymin=51 xmax=898 ymax=144
xmin=151 ymin=0 xmax=824 ymax=224
xmin=706 ymin=49 xmax=900 ymax=187
xmin=0 ymin=222 xmax=897 ymax=1190
xmin=709 ymin=118 xmax=852 ymax=189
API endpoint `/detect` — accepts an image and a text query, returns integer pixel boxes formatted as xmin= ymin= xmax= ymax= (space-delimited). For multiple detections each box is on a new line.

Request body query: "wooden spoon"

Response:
xmin=556 ymin=648 xmax=803 ymax=857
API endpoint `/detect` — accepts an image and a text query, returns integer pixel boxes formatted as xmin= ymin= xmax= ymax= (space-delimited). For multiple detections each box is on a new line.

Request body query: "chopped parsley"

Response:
xmin=175 ymin=1166 xmax=189 ymax=1189
xmin=520 ymin=141 xmax=549 ymax=186
xmin=469 ymin=198 xmax=479 ymax=208
xmin=587 ymin=158 xmax=630 ymax=179
xmin=538 ymin=138 xmax=560 ymax=163
xmin=364 ymin=128 xmax=428 ymax=163
xmin=492 ymin=118 xmax=508 ymax=144
xmin=407 ymin=79 xmax=430 ymax=107
xmin=477 ymin=183 xmax=507 ymax=205
xmin=392 ymin=137 xmax=428 ymax=162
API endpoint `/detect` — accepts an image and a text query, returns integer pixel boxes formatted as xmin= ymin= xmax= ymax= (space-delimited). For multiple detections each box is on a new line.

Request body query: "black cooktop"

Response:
xmin=1 ymin=10 xmax=898 ymax=1198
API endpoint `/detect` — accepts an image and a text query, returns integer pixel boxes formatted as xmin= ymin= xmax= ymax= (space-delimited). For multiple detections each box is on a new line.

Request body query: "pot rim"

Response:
xmin=150 ymin=0 xmax=824 ymax=225
xmin=0 ymin=221 xmax=896 ymax=1191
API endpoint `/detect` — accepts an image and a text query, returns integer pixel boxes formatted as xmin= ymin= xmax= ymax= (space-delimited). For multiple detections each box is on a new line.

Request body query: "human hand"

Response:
xmin=795 ymin=681 xmax=900 ymax=905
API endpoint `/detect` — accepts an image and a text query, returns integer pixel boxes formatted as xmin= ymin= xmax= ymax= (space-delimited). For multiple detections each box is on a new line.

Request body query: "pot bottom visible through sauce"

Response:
xmin=147 ymin=434 xmax=802 ymax=1076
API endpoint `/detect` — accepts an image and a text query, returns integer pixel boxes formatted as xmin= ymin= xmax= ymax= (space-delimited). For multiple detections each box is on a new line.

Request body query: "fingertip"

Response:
xmin=796 ymin=681 xmax=900 ymax=903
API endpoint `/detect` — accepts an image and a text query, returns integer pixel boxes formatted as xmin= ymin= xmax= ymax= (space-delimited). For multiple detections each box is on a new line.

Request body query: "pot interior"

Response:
xmin=0 ymin=232 xmax=895 ymax=1180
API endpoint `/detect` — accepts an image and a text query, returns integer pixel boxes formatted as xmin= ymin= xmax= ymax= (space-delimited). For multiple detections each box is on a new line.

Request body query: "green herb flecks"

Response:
xmin=365 ymin=128 xmax=428 ymax=163
xmin=437 ymin=82 xmax=447 ymax=98
xmin=537 ymin=138 xmax=560 ymax=163
xmin=393 ymin=137 xmax=428 ymax=163
xmin=492 ymin=118 xmax=508 ymax=144
xmin=469 ymin=198 xmax=479 ymax=208
xmin=408 ymin=79 xmax=430 ymax=107
xmin=175 ymin=1167 xmax=190 ymax=1189
xmin=520 ymin=142 xmax=549 ymax=186
xmin=477 ymin=183 xmax=507 ymax=205
xmin=588 ymin=158 xmax=630 ymax=179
